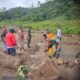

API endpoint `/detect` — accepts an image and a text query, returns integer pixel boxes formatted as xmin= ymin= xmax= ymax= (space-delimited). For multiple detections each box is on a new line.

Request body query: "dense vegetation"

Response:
xmin=0 ymin=0 xmax=80 ymax=34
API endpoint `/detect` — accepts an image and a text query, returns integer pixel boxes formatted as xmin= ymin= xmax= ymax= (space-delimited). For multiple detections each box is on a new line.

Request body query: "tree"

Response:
xmin=31 ymin=3 xmax=34 ymax=8
xmin=2 ymin=7 xmax=6 ymax=12
xmin=37 ymin=1 xmax=41 ymax=7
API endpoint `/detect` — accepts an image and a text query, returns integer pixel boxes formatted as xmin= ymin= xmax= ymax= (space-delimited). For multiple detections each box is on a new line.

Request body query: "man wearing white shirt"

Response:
xmin=57 ymin=26 xmax=62 ymax=40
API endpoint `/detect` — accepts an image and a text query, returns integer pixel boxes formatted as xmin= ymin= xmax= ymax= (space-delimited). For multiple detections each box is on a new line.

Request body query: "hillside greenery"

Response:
xmin=0 ymin=0 xmax=80 ymax=34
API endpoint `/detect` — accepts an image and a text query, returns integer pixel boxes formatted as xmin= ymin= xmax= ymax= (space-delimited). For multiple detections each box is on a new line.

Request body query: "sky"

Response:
xmin=0 ymin=0 xmax=46 ymax=9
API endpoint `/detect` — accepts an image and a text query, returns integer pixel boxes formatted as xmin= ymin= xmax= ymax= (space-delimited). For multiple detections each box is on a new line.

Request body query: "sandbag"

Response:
xmin=0 ymin=53 xmax=21 ymax=69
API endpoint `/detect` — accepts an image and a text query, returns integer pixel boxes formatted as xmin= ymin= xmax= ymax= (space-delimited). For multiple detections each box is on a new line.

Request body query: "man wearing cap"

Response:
xmin=5 ymin=29 xmax=16 ymax=56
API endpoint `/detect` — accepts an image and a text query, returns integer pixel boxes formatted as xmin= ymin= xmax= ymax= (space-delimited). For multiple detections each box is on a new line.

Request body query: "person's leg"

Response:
xmin=2 ymin=42 xmax=7 ymax=53
xmin=53 ymin=52 xmax=56 ymax=57
xmin=56 ymin=48 xmax=62 ymax=58
xmin=7 ymin=48 xmax=11 ymax=55
xmin=56 ymin=52 xmax=60 ymax=58
xmin=8 ymin=48 xmax=16 ymax=56
xmin=21 ymin=41 xmax=25 ymax=51
xmin=27 ymin=39 xmax=31 ymax=48
xmin=11 ymin=48 xmax=16 ymax=56
xmin=20 ymin=43 xmax=23 ymax=51
xmin=52 ymin=45 xmax=56 ymax=57
xmin=48 ymin=48 xmax=53 ymax=58
xmin=60 ymin=37 xmax=62 ymax=41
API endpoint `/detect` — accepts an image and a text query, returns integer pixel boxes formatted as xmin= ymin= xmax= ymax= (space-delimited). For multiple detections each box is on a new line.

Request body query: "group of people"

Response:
xmin=1 ymin=26 xmax=62 ymax=58
xmin=43 ymin=27 xmax=62 ymax=59
xmin=1 ymin=26 xmax=32 ymax=56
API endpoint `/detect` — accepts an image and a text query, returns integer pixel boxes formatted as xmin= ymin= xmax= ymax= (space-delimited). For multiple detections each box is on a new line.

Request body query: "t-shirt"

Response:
xmin=57 ymin=29 xmax=62 ymax=38
xmin=47 ymin=33 xmax=55 ymax=39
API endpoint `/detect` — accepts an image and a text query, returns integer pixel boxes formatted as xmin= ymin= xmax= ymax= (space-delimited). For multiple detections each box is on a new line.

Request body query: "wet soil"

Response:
xmin=0 ymin=30 xmax=80 ymax=80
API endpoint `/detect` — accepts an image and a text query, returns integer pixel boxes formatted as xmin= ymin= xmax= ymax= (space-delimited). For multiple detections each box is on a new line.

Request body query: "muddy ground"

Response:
xmin=0 ymin=30 xmax=80 ymax=80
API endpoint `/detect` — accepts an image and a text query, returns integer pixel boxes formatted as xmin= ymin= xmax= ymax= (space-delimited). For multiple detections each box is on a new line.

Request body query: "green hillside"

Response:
xmin=0 ymin=0 xmax=80 ymax=34
xmin=20 ymin=0 xmax=80 ymax=21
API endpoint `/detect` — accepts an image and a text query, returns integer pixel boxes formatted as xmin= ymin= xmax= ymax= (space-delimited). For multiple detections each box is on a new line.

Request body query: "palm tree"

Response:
xmin=31 ymin=3 xmax=34 ymax=8
xmin=2 ymin=7 xmax=6 ymax=12
xmin=37 ymin=1 xmax=41 ymax=7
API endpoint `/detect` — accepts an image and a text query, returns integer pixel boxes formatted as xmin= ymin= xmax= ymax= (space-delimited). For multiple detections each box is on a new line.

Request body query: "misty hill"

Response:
xmin=0 ymin=0 xmax=80 ymax=21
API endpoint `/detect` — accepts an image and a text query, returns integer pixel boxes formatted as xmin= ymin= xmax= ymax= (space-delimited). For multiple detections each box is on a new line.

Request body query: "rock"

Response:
xmin=63 ymin=59 xmax=69 ymax=64
xmin=68 ymin=60 xmax=76 ymax=68
xmin=57 ymin=58 xmax=63 ymax=65
xmin=74 ymin=60 xmax=80 ymax=65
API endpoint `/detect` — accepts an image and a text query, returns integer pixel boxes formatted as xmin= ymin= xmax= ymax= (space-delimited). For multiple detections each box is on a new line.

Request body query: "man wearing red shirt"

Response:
xmin=5 ymin=29 xmax=16 ymax=56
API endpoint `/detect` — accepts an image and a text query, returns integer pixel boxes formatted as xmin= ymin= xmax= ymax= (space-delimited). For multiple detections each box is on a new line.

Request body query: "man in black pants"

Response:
xmin=27 ymin=27 xmax=31 ymax=48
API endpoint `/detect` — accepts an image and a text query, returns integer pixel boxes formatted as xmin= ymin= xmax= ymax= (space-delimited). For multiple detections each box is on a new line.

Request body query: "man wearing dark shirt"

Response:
xmin=27 ymin=27 xmax=31 ymax=48
xmin=1 ymin=27 xmax=7 ymax=53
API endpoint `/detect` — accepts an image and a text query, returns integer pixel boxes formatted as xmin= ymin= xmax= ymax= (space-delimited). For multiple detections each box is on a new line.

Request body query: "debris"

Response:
xmin=0 ymin=53 xmax=21 ymax=69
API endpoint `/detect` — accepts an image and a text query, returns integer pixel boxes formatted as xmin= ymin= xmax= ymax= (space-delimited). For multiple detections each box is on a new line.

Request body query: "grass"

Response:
xmin=0 ymin=17 xmax=80 ymax=34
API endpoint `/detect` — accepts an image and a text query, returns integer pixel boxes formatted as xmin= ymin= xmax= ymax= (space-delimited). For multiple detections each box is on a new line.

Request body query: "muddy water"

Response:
xmin=61 ymin=45 xmax=80 ymax=58
xmin=61 ymin=36 xmax=80 ymax=58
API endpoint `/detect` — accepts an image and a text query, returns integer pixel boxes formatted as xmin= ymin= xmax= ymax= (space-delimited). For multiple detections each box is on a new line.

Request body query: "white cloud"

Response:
xmin=0 ymin=0 xmax=45 ymax=9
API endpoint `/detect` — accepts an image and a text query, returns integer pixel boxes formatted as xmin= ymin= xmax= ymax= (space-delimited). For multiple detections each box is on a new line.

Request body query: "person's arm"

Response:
xmin=12 ymin=34 xmax=16 ymax=46
xmin=12 ymin=34 xmax=19 ymax=48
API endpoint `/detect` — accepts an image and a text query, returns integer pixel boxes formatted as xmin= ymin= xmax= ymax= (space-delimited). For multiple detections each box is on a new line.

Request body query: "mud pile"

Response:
xmin=0 ymin=30 xmax=80 ymax=80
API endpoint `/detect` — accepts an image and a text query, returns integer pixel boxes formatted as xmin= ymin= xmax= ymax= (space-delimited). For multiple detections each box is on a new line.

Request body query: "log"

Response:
xmin=0 ymin=53 xmax=21 ymax=69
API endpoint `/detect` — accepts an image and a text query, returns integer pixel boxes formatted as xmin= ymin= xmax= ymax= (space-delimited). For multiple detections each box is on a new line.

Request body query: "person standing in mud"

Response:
xmin=46 ymin=31 xmax=56 ymax=58
xmin=27 ymin=27 xmax=32 ymax=48
xmin=57 ymin=26 xmax=62 ymax=41
xmin=56 ymin=26 xmax=62 ymax=58
xmin=43 ymin=29 xmax=48 ymax=41
xmin=53 ymin=37 xmax=62 ymax=59
xmin=1 ymin=26 xmax=7 ymax=53
xmin=5 ymin=29 xmax=17 ymax=56
xmin=18 ymin=27 xmax=25 ymax=51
